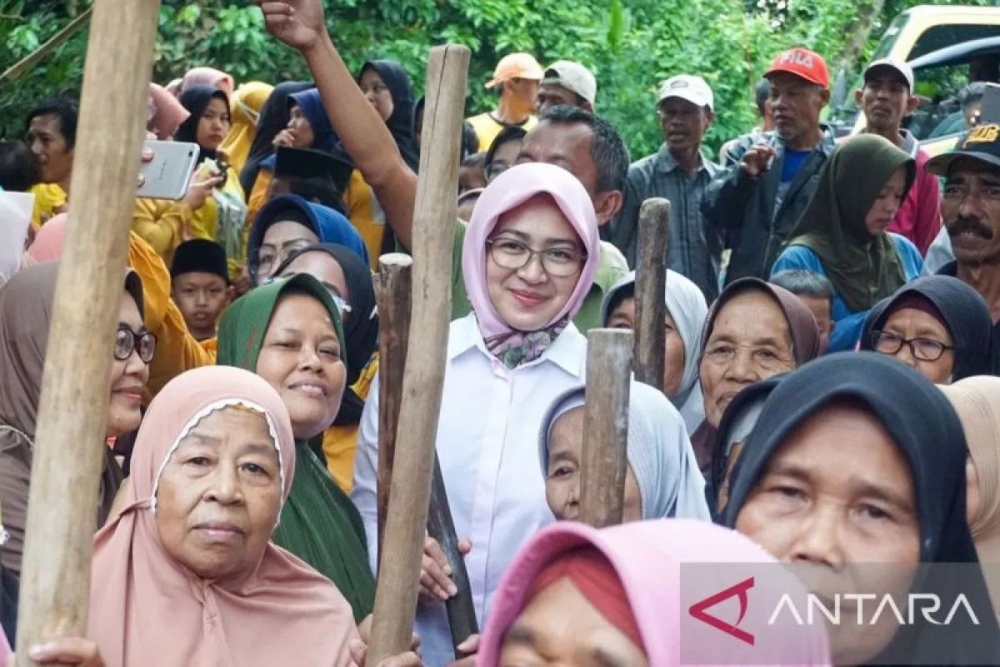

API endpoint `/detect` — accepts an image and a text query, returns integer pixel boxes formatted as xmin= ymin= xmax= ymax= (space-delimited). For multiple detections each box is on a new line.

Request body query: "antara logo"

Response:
xmin=688 ymin=576 xmax=756 ymax=645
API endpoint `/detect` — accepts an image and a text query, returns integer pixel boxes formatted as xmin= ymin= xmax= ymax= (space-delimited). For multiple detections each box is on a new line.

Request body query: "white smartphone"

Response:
xmin=137 ymin=140 xmax=200 ymax=200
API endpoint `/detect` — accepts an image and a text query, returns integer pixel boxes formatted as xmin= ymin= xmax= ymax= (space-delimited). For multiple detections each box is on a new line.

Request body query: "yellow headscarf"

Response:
xmin=219 ymin=81 xmax=274 ymax=173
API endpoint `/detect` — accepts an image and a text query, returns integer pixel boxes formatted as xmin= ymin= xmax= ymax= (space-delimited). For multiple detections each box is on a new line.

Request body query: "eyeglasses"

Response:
xmin=253 ymin=239 xmax=314 ymax=278
xmin=115 ymin=327 xmax=157 ymax=363
xmin=486 ymin=238 xmax=586 ymax=278
xmin=871 ymin=330 xmax=954 ymax=362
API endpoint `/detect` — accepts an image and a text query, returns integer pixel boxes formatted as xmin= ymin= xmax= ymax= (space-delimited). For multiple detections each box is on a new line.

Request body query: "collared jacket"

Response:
xmin=701 ymin=125 xmax=838 ymax=283
xmin=612 ymin=145 xmax=722 ymax=301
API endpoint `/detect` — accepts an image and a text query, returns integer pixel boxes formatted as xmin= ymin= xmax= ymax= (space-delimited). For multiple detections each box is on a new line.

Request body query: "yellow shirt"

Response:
xmin=322 ymin=353 xmax=379 ymax=493
xmin=29 ymin=183 xmax=67 ymax=228
xmin=466 ymin=112 xmax=538 ymax=153
xmin=344 ymin=170 xmax=384 ymax=261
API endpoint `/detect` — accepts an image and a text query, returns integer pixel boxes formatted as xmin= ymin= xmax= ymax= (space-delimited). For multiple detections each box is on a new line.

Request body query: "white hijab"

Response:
xmin=539 ymin=382 xmax=710 ymax=521
xmin=0 ymin=192 xmax=34 ymax=287
xmin=601 ymin=270 xmax=708 ymax=434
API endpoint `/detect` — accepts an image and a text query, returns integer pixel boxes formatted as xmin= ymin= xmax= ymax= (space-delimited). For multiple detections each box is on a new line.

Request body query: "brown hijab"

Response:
xmin=690 ymin=278 xmax=821 ymax=470
xmin=0 ymin=264 xmax=139 ymax=577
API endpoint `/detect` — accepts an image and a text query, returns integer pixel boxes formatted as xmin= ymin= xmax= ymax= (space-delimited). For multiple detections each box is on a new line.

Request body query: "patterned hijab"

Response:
xmin=461 ymin=162 xmax=600 ymax=369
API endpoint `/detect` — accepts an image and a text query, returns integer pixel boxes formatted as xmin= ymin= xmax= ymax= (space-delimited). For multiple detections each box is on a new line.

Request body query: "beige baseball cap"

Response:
xmin=542 ymin=60 xmax=598 ymax=105
xmin=485 ymin=53 xmax=545 ymax=88
xmin=658 ymin=75 xmax=714 ymax=111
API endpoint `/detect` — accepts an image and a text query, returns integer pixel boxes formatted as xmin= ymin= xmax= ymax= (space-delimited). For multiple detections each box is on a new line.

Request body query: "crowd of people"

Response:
xmin=2 ymin=0 xmax=1000 ymax=664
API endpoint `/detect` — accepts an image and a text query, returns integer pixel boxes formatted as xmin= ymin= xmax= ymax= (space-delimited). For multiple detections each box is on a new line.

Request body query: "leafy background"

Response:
xmin=0 ymin=0 xmax=993 ymax=157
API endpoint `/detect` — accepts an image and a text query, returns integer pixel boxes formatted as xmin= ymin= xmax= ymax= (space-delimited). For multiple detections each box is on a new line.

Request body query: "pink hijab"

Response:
xmin=181 ymin=67 xmax=235 ymax=97
xmin=148 ymin=83 xmax=190 ymax=139
xmin=477 ymin=519 xmax=832 ymax=666
xmin=87 ymin=366 xmax=356 ymax=667
xmin=25 ymin=212 xmax=67 ymax=263
xmin=461 ymin=162 xmax=600 ymax=358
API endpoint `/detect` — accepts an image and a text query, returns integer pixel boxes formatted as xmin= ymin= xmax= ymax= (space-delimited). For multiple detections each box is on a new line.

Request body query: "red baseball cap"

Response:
xmin=764 ymin=47 xmax=830 ymax=88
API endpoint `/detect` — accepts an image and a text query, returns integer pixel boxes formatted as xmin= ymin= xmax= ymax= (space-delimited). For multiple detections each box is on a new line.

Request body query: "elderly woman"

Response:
xmin=939 ymin=376 xmax=1000 ymax=616
xmin=691 ymin=277 xmax=819 ymax=472
xmin=476 ymin=519 xmax=831 ymax=666
xmin=539 ymin=382 xmax=709 ymax=523
xmin=722 ymin=353 xmax=1000 ymax=665
xmin=215 ymin=273 xmax=375 ymax=622
xmin=603 ymin=270 xmax=709 ymax=433
xmin=770 ymin=134 xmax=924 ymax=352
xmin=861 ymin=275 xmax=998 ymax=383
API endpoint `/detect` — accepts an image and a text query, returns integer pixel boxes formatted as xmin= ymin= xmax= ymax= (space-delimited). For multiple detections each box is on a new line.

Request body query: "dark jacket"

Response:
xmin=701 ymin=125 xmax=837 ymax=283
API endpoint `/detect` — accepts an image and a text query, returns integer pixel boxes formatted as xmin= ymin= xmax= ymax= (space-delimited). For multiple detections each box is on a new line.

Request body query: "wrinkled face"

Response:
xmin=27 ymin=113 xmax=73 ymax=185
xmin=155 ymin=406 xmax=283 ymax=580
xmin=257 ymin=221 xmax=319 ymax=280
xmin=536 ymin=83 xmax=582 ymax=114
xmin=107 ymin=292 xmax=150 ymax=437
xmin=700 ymin=291 xmax=795 ymax=427
xmin=735 ymin=401 xmax=920 ymax=666
xmin=485 ymin=195 xmax=585 ymax=332
xmin=254 ymin=293 xmax=346 ymax=440
xmin=517 ymin=121 xmax=619 ymax=225
xmin=657 ymin=97 xmax=713 ymax=156
xmin=857 ymin=72 xmax=913 ymax=133
xmin=278 ymin=251 xmax=350 ymax=305
xmin=286 ymin=105 xmax=316 ymax=149
xmin=500 ymin=578 xmax=648 ymax=667
xmin=766 ymin=73 xmax=828 ymax=147
xmin=875 ymin=306 xmax=955 ymax=384
xmin=942 ymin=161 xmax=1000 ymax=265
xmin=172 ymin=272 xmax=230 ymax=340
xmin=606 ymin=295 xmax=686 ymax=398
xmin=197 ymin=97 xmax=231 ymax=151
xmin=799 ymin=295 xmax=832 ymax=355
xmin=545 ymin=407 xmax=642 ymax=523
xmin=864 ymin=167 xmax=908 ymax=236
xmin=359 ymin=67 xmax=395 ymax=123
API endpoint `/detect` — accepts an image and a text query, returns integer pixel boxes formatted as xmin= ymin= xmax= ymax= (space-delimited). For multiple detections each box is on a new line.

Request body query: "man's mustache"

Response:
xmin=947 ymin=215 xmax=995 ymax=240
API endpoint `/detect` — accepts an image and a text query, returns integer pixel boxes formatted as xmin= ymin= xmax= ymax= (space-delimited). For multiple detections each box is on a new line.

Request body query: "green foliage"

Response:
xmin=0 ymin=0 xmax=990 ymax=156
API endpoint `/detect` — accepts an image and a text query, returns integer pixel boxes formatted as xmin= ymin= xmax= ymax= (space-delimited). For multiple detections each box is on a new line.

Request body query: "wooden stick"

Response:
xmin=375 ymin=252 xmax=413 ymax=571
xmin=633 ymin=198 xmax=671 ymax=392
xmin=579 ymin=329 xmax=634 ymax=528
xmin=427 ymin=455 xmax=479 ymax=655
xmin=0 ymin=7 xmax=94 ymax=87
xmin=366 ymin=44 xmax=469 ymax=665
xmin=14 ymin=0 xmax=159 ymax=662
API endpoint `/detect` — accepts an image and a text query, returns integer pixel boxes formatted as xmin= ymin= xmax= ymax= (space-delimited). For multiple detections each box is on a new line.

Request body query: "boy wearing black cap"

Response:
xmin=170 ymin=239 xmax=233 ymax=342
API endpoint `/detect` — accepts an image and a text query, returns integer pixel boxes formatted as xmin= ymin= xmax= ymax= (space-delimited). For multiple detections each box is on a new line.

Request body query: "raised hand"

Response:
xmin=255 ymin=0 xmax=327 ymax=52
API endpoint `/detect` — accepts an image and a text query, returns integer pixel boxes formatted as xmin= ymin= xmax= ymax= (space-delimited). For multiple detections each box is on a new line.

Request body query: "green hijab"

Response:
xmin=216 ymin=274 xmax=375 ymax=621
xmin=784 ymin=133 xmax=916 ymax=313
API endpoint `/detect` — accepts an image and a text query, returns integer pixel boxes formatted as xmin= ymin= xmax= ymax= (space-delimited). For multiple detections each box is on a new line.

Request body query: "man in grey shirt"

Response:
xmin=610 ymin=75 xmax=721 ymax=301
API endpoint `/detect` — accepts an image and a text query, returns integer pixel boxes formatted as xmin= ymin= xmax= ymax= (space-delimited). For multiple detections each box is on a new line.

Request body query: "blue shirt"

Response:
xmin=770 ymin=233 xmax=925 ymax=352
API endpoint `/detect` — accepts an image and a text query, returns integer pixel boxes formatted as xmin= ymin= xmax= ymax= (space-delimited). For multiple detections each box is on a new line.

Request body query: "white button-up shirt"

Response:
xmin=352 ymin=314 xmax=588 ymax=666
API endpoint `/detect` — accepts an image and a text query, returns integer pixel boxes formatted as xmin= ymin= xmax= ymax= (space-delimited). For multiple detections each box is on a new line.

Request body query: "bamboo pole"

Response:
xmin=427 ymin=455 xmax=479 ymax=655
xmin=14 ymin=0 xmax=159 ymax=663
xmin=579 ymin=329 xmax=634 ymax=528
xmin=375 ymin=252 xmax=413 ymax=570
xmin=366 ymin=44 xmax=470 ymax=665
xmin=633 ymin=198 xmax=671 ymax=392
xmin=0 ymin=7 xmax=94 ymax=87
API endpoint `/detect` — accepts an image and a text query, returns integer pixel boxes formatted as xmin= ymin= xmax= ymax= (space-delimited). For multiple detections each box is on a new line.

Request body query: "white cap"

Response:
xmin=864 ymin=58 xmax=915 ymax=92
xmin=658 ymin=75 xmax=714 ymax=111
xmin=542 ymin=60 xmax=598 ymax=105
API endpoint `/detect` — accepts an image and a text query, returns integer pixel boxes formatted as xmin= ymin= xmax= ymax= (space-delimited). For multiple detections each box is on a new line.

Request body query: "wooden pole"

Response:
xmin=375 ymin=253 xmax=413 ymax=570
xmin=633 ymin=198 xmax=671 ymax=392
xmin=14 ymin=0 xmax=159 ymax=662
xmin=0 ymin=7 xmax=94 ymax=87
xmin=579 ymin=329 xmax=634 ymax=528
xmin=366 ymin=44 xmax=470 ymax=665
xmin=427 ymin=455 xmax=479 ymax=655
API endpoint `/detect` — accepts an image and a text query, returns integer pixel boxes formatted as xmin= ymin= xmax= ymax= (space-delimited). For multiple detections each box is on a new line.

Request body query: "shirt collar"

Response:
xmin=448 ymin=313 xmax=584 ymax=376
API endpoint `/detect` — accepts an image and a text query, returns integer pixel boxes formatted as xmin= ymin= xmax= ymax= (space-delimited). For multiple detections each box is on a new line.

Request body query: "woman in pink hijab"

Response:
xmin=477 ymin=519 xmax=832 ymax=666
xmin=352 ymin=161 xmax=603 ymax=665
xmin=180 ymin=66 xmax=235 ymax=97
